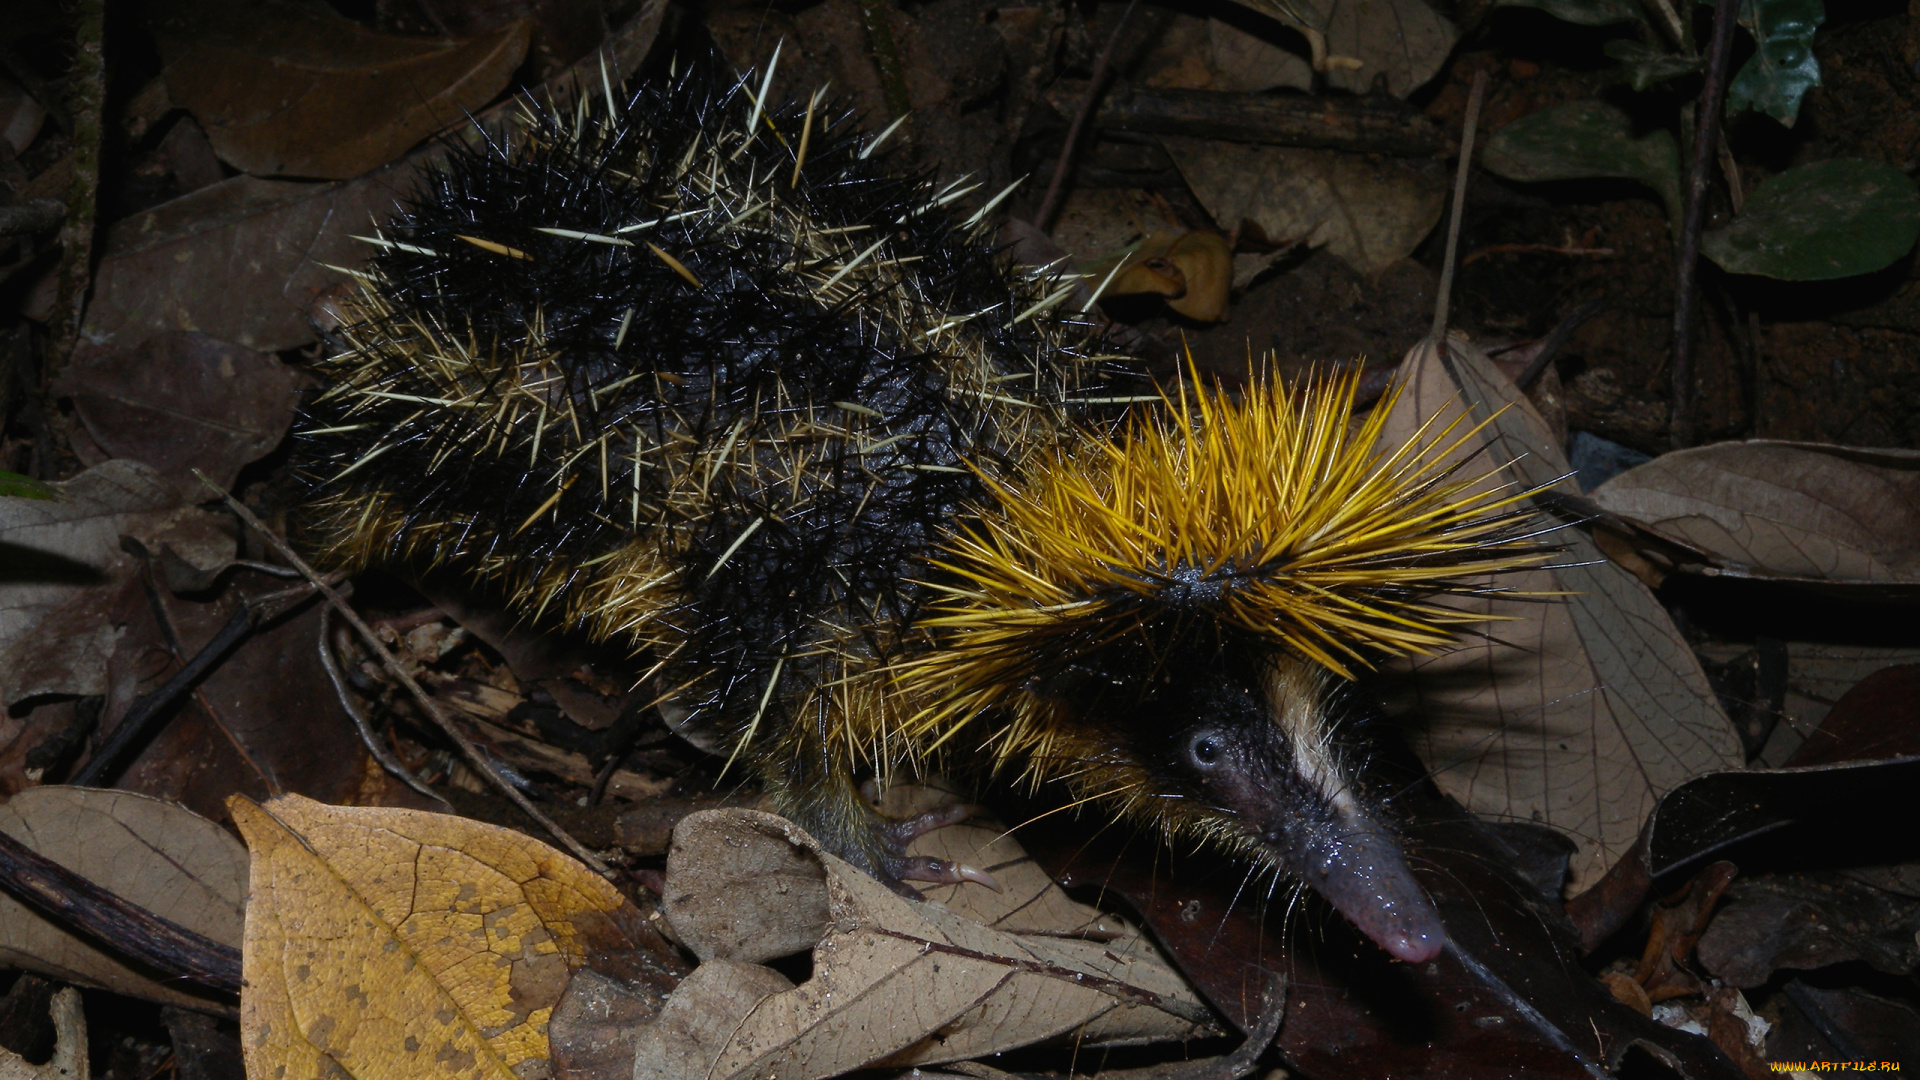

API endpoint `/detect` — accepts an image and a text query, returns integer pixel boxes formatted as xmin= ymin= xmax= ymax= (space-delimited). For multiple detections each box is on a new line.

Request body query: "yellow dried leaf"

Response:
xmin=230 ymin=793 xmax=642 ymax=1080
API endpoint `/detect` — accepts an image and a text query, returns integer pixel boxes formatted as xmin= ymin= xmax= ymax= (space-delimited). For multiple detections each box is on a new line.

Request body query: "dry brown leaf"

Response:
xmin=648 ymin=809 xmax=1213 ymax=1080
xmin=152 ymin=0 xmax=528 ymax=180
xmin=1163 ymin=136 xmax=1444 ymax=276
xmin=79 ymin=0 xmax=670 ymax=354
xmin=1588 ymin=442 xmax=1920 ymax=588
xmin=60 ymin=334 xmax=300 ymax=491
xmin=230 ymin=793 xmax=647 ymax=1080
xmin=0 ymin=461 xmax=234 ymax=708
xmin=79 ymin=171 xmax=421 ymax=353
xmin=1378 ymin=335 xmax=1743 ymax=891
xmin=1232 ymin=0 xmax=1457 ymax=97
xmin=0 ymin=987 xmax=85 ymax=1080
xmin=0 ymin=787 xmax=246 ymax=1010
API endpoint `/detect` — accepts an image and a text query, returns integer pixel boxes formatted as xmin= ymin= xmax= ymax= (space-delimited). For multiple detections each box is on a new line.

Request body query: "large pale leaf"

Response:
xmin=1232 ymin=0 xmax=1457 ymax=98
xmin=1699 ymin=159 xmax=1920 ymax=281
xmin=648 ymin=809 xmax=1213 ymax=1080
xmin=0 ymin=787 xmax=246 ymax=1010
xmin=1164 ymin=135 xmax=1445 ymax=276
xmin=1588 ymin=441 xmax=1920 ymax=586
xmin=1378 ymin=335 xmax=1743 ymax=891
xmin=1726 ymin=0 xmax=1824 ymax=126
xmin=1479 ymin=100 xmax=1683 ymax=220
xmin=231 ymin=794 xmax=647 ymax=1080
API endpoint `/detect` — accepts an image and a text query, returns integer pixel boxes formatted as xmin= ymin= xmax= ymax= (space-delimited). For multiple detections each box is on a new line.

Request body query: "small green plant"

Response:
xmin=1479 ymin=0 xmax=1919 ymax=283
xmin=0 ymin=471 xmax=54 ymax=500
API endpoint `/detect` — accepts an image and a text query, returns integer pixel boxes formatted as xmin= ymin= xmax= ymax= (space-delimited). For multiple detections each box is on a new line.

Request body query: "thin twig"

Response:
xmin=1035 ymin=0 xmax=1140 ymax=232
xmin=71 ymin=606 xmax=256 ymax=788
xmin=134 ymin=564 xmax=282 ymax=796
xmin=1671 ymin=0 xmax=1743 ymax=449
xmin=318 ymin=606 xmax=450 ymax=808
xmin=1430 ymin=70 xmax=1489 ymax=343
xmin=45 ymin=0 xmax=106 ymax=382
xmin=198 ymin=473 xmax=612 ymax=876
xmin=1516 ymin=302 xmax=1606 ymax=390
xmin=1461 ymin=243 xmax=1614 ymax=266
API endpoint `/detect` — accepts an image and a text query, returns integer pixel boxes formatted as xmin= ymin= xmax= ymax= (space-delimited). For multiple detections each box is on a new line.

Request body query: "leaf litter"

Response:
xmin=7 ymin=1 xmax=1920 ymax=1078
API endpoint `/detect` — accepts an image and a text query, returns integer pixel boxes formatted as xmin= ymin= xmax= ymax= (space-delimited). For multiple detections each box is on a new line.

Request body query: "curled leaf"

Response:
xmin=1166 ymin=137 xmax=1444 ymax=276
xmin=1726 ymin=0 xmax=1824 ymax=126
xmin=1101 ymin=230 xmax=1233 ymax=322
xmin=152 ymin=0 xmax=529 ymax=179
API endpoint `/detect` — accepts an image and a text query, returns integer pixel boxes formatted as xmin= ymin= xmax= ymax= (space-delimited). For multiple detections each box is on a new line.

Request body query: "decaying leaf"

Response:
xmin=1589 ymin=441 xmax=1920 ymax=588
xmin=151 ymin=0 xmax=529 ymax=180
xmin=1164 ymin=136 xmax=1445 ymax=276
xmin=642 ymin=809 xmax=1213 ymax=1080
xmin=0 ymin=787 xmax=246 ymax=1010
xmin=0 ymin=460 xmax=234 ymax=708
xmin=230 ymin=793 xmax=649 ymax=1080
xmin=1377 ymin=335 xmax=1744 ymax=890
xmin=61 ymin=333 xmax=300 ymax=490
xmin=0 ymin=987 xmax=85 ymax=1080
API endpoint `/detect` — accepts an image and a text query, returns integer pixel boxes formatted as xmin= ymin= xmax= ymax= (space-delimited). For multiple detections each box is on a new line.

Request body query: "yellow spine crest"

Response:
xmin=897 ymin=367 xmax=1554 ymax=772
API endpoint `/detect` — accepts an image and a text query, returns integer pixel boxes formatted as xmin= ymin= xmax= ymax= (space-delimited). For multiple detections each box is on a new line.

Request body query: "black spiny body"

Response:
xmin=300 ymin=58 xmax=1123 ymax=877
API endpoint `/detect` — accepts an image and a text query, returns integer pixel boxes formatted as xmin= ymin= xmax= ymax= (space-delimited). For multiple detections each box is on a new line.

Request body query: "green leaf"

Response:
xmin=1726 ymin=0 xmax=1823 ymax=125
xmin=1479 ymin=100 xmax=1683 ymax=220
xmin=1604 ymin=40 xmax=1703 ymax=91
xmin=1494 ymin=0 xmax=1640 ymax=25
xmin=0 ymin=470 xmax=55 ymax=500
xmin=1700 ymin=159 xmax=1920 ymax=280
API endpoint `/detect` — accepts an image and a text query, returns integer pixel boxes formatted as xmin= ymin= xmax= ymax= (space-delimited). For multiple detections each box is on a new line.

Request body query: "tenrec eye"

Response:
xmin=1190 ymin=734 xmax=1223 ymax=768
